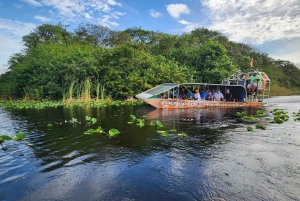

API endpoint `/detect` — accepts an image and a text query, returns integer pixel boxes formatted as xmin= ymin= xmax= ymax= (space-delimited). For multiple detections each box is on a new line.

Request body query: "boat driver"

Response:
xmin=247 ymin=71 xmax=262 ymax=92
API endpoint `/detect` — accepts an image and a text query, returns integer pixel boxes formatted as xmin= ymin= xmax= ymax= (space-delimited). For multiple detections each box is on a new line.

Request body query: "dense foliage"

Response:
xmin=0 ymin=23 xmax=299 ymax=100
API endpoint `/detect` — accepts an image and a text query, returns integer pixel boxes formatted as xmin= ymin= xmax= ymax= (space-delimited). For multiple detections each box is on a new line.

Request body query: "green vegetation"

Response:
xmin=270 ymin=108 xmax=289 ymax=124
xmin=85 ymin=116 xmax=97 ymax=124
xmin=292 ymin=110 xmax=300 ymax=121
xmin=84 ymin=126 xmax=120 ymax=138
xmin=247 ymin=126 xmax=253 ymax=131
xmin=0 ymin=99 xmax=143 ymax=110
xmin=1 ymin=24 xmax=299 ymax=102
xmin=0 ymin=134 xmax=25 ymax=148
xmin=255 ymin=124 xmax=266 ymax=130
xmin=13 ymin=132 xmax=26 ymax=141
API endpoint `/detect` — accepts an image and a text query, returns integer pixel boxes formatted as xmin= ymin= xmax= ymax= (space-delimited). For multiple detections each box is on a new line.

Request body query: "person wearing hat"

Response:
xmin=247 ymin=71 xmax=261 ymax=92
xmin=213 ymin=88 xmax=224 ymax=101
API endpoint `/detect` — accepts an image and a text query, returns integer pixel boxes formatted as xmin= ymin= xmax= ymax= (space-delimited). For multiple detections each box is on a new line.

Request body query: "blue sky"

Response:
xmin=1 ymin=0 xmax=300 ymax=71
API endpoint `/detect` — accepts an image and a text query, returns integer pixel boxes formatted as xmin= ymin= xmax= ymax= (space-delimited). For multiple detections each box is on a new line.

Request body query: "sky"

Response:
xmin=1 ymin=0 xmax=300 ymax=71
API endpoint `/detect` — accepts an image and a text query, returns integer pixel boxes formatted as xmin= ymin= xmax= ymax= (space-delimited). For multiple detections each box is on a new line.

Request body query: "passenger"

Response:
xmin=179 ymin=87 xmax=187 ymax=99
xmin=211 ymin=88 xmax=215 ymax=95
xmin=193 ymin=89 xmax=201 ymax=100
xmin=213 ymin=88 xmax=224 ymax=101
xmin=186 ymin=88 xmax=193 ymax=100
xmin=225 ymin=89 xmax=233 ymax=101
xmin=201 ymin=88 xmax=209 ymax=100
xmin=206 ymin=91 xmax=214 ymax=101
xmin=247 ymin=71 xmax=261 ymax=92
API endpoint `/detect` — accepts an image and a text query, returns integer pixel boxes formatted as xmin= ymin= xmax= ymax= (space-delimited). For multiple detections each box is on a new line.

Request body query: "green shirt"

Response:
xmin=249 ymin=75 xmax=261 ymax=83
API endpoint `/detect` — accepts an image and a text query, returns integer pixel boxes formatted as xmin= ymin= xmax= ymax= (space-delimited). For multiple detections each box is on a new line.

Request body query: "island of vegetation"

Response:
xmin=0 ymin=23 xmax=299 ymax=105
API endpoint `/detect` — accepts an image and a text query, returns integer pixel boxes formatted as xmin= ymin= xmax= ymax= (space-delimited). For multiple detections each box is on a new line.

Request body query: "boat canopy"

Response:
xmin=136 ymin=83 xmax=179 ymax=101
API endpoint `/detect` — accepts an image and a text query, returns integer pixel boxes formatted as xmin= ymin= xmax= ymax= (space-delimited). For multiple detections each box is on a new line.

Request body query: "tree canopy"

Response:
xmin=0 ymin=23 xmax=299 ymax=100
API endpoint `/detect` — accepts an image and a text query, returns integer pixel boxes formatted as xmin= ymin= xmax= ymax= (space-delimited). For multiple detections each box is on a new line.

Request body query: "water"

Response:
xmin=0 ymin=96 xmax=300 ymax=201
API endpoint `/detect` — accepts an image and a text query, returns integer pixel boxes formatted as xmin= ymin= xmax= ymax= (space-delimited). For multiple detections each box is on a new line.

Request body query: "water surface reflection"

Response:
xmin=0 ymin=96 xmax=300 ymax=201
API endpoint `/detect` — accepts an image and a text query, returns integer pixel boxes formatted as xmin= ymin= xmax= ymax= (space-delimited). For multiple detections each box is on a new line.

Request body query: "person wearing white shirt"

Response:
xmin=193 ymin=89 xmax=201 ymax=100
xmin=213 ymin=89 xmax=224 ymax=101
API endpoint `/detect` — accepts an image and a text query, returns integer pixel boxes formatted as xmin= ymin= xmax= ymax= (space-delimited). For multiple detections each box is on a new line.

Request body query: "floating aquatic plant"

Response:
xmin=136 ymin=119 xmax=145 ymax=127
xmin=47 ymin=123 xmax=52 ymax=127
xmin=0 ymin=137 xmax=3 ymax=147
xmin=13 ymin=132 xmax=26 ymax=141
xmin=171 ymin=128 xmax=177 ymax=132
xmin=130 ymin=115 xmax=136 ymax=121
xmin=84 ymin=126 xmax=104 ymax=135
xmin=72 ymin=118 xmax=78 ymax=123
xmin=255 ymin=110 xmax=267 ymax=118
xmin=127 ymin=122 xmax=134 ymax=124
xmin=255 ymin=124 xmax=266 ymax=130
xmin=236 ymin=111 xmax=246 ymax=117
xmin=108 ymin=129 xmax=120 ymax=138
xmin=242 ymin=115 xmax=254 ymax=121
xmin=247 ymin=126 xmax=253 ymax=131
xmin=177 ymin=132 xmax=188 ymax=137
xmin=84 ymin=126 xmax=120 ymax=138
xmin=0 ymin=135 xmax=12 ymax=141
xmin=156 ymin=121 xmax=163 ymax=128
xmin=0 ymin=135 xmax=13 ymax=147
xmin=158 ymin=130 xmax=169 ymax=137
xmin=292 ymin=110 xmax=300 ymax=121
xmin=150 ymin=121 xmax=157 ymax=126
xmin=270 ymin=108 xmax=289 ymax=123
xmin=85 ymin=116 xmax=97 ymax=124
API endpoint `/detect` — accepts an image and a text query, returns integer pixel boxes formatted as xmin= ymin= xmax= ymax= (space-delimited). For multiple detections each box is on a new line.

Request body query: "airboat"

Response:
xmin=136 ymin=70 xmax=271 ymax=109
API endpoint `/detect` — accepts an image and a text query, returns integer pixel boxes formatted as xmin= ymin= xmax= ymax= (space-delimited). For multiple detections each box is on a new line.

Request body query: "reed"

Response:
xmin=62 ymin=80 xmax=76 ymax=103
xmin=95 ymin=82 xmax=100 ymax=100
xmin=81 ymin=78 xmax=91 ymax=102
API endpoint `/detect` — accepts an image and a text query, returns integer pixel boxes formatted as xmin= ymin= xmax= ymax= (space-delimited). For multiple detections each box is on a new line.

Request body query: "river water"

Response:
xmin=0 ymin=96 xmax=300 ymax=201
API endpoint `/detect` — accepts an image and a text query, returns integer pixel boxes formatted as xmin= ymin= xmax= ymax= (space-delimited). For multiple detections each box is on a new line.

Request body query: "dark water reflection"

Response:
xmin=0 ymin=96 xmax=300 ymax=201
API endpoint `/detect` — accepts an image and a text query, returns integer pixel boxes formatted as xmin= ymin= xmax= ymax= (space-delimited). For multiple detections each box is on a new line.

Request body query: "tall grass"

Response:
xmin=270 ymin=83 xmax=299 ymax=96
xmin=62 ymin=80 xmax=76 ymax=103
xmin=95 ymin=80 xmax=106 ymax=100
xmin=62 ymin=78 xmax=108 ymax=103
xmin=81 ymin=78 xmax=91 ymax=101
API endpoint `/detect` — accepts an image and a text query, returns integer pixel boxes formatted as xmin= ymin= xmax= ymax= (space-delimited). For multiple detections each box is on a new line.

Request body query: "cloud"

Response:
xmin=177 ymin=19 xmax=202 ymax=32
xmin=0 ymin=19 xmax=36 ymax=68
xmin=14 ymin=4 xmax=23 ymax=8
xmin=201 ymin=0 xmax=300 ymax=45
xmin=83 ymin=13 xmax=93 ymax=19
xmin=98 ymin=12 xmax=125 ymax=27
xmin=107 ymin=0 xmax=121 ymax=6
xmin=149 ymin=10 xmax=162 ymax=18
xmin=21 ymin=0 xmax=43 ymax=7
xmin=33 ymin=0 xmax=123 ymax=26
xmin=166 ymin=4 xmax=190 ymax=18
xmin=34 ymin=15 xmax=51 ymax=22
xmin=178 ymin=19 xmax=190 ymax=25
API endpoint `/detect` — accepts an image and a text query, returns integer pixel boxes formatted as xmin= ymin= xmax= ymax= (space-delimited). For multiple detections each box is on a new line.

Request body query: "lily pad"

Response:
xmin=247 ymin=126 xmax=252 ymax=131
